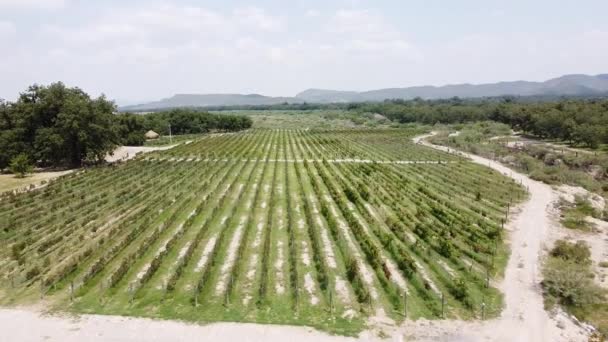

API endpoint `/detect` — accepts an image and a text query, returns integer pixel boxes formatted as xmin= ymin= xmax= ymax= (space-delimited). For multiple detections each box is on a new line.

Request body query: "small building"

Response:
xmin=145 ymin=130 xmax=160 ymax=140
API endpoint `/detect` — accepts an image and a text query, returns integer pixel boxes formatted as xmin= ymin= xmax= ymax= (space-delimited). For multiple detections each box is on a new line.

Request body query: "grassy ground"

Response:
xmin=429 ymin=122 xmax=608 ymax=197
xmin=542 ymin=240 xmax=608 ymax=336
xmin=0 ymin=170 xmax=73 ymax=193
xmin=219 ymin=110 xmax=397 ymax=130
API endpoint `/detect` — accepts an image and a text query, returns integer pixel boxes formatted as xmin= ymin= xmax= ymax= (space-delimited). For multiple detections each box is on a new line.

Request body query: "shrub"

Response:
xmin=438 ymin=239 xmax=454 ymax=258
xmin=542 ymin=257 xmax=604 ymax=307
xmin=9 ymin=154 xmax=33 ymax=178
xmin=550 ymin=240 xmax=591 ymax=265
xmin=25 ymin=266 xmax=41 ymax=280
xmin=451 ymin=277 xmax=473 ymax=308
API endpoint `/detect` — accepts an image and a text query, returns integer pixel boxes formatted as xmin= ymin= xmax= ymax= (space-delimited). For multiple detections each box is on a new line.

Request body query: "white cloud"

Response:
xmin=305 ymin=9 xmax=320 ymax=17
xmin=0 ymin=0 xmax=65 ymax=9
xmin=0 ymin=20 xmax=16 ymax=37
xmin=327 ymin=9 xmax=422 ymax=60
xmin=330 ymin=9 xmax=394 ymax=38
xmin=268 ymin=47 xmax=284 ymax=62
xmin=233 ymin=7 xmax=285 ymax=32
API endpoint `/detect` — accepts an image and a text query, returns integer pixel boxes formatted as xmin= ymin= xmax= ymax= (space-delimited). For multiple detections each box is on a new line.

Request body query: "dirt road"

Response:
xmin=0 ymin=308 xmax=358 ymax=342
xmin=105 ymin=144 xmax=181 ymax=163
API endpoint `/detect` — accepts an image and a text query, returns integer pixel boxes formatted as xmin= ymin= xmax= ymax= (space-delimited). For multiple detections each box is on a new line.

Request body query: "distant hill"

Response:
xmin=119 ymin=74 xmax=608 ymax=110
xmin=296 ymin=74 xmax=608 ymax=103
xmin=121 ymin=93 xmax=296 ymax=111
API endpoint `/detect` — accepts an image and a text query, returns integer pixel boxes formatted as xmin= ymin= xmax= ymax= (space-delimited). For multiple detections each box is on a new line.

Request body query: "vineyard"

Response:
xmin=0 ymin=129 xmax=526 ymax=334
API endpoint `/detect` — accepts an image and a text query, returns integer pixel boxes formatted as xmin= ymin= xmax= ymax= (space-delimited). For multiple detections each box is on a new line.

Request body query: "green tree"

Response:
xmin=572 ymin=124 xmax=603 ymax=149
xmin=9 ymin=153 xmax=33 ymax=178
xmin=0 ymin=82 xmax=118 ymax=168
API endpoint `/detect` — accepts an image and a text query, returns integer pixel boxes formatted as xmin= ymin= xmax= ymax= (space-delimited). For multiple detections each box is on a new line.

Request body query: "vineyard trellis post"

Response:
xmin=403 ymin=291 xmax=407 ymax=318
xmin=329 ymin=288 xmax=333 ymax=314
xmin=194 ymin=283 xmax=200 ymax=307
xmin=441 ymin=292 xmax=445 ymax=318
xmin=99 ymin=280 xmax=104 ymax=304
xmin=485 ymin=267 xmax=490 ymax=288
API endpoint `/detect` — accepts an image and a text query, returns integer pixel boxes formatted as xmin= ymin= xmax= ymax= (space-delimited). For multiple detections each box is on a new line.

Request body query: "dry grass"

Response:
xmin=0 ymin=171 xmax=73 ymax=193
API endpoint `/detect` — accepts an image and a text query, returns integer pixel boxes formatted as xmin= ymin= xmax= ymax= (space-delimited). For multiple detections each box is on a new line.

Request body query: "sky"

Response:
xmin=1 ymin=0 xmax=607 ymax=105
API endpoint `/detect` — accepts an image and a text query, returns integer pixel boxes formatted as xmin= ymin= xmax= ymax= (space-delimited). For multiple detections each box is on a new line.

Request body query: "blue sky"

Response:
xmin=1 ymin=0 xmax=607 ymax=104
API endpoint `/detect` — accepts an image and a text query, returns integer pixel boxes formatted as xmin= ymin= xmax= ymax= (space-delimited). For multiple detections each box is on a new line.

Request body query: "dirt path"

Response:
xmin=0 ymin=308 xmax=357 ymax=342
xmin=105 ymin=144 xmax=181 ymax=163
xmin=0 ymin=170 xmax=74 ymax=193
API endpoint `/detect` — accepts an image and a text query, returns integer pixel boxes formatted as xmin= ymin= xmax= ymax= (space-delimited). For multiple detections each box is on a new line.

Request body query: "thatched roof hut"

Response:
xmin=145 ymin=130 xmax=160 ymax=140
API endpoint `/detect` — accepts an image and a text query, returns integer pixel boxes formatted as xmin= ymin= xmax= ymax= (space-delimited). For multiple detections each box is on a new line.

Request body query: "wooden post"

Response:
xmin=486 ymin=268 xmax=490 ymax=288
xmin=295 ymin=286 xmax=299 ymax=311
xmin=70 ymin=281 xmax=74 ymax=302
xmin=481 ymin=302 xmax=486 ymax=320
xmin=99 ymin=280 xmax=104 ymax=304
xmin=129 ymin=284 xmax=134 ymax=305
xmin=328 ymin=288 xmax=333 ymax=314
xmin=441 ymin=292 xmax=445 ymax=318
xmin=403 ymin=291 xmax=407 ymax=318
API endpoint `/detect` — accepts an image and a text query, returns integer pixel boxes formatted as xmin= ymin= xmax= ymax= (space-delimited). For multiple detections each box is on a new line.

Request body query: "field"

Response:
xmin=0 ymin=128 xmax=525 ymax=334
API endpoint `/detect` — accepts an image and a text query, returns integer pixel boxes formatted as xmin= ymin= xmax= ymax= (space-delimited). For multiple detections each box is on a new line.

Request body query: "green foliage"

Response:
xmin=438 ymin=239 xmax=454 ymax=258
xmin=549 ymin=240 xmax=591 ymax=265
xmin=542 ymin=257 xmax=604 ymax=308
xmin=114 ymin=114 xmax=146 ymax=146
xmin=0 ymin=82 xmax=117 ymax=168
xmin=450 ymin=277 xmax=472 ymax=308
xmin=542 ymin=239 xmax=606 ymax=334
xmin=348 ymin=98 xmax=608 ymax=149
xmin=9 ymin=154 xmax=33 ymax=178
xmin=114 ymin=110 xmax=252 ymax=146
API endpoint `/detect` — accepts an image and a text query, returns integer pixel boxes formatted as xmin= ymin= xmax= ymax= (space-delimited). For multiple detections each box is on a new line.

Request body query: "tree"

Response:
xmin=9 ymin=154 xmax=33 ymax=178
xmin=0 ymin=82 xmax=118 ymax=168
xmin=115 ymin=113 xmax=146 ymax=146
xmin=572 ymin=124 xmax=603 ymax=149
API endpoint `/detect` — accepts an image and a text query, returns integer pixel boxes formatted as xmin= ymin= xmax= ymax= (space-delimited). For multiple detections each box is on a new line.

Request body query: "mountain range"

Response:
xmin=120 ymin=74 xmax=608 ymax=111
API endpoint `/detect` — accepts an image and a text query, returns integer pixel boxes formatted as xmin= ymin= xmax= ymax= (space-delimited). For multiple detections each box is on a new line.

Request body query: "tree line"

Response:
xmin=349 ymin=98 xmax=608 ymax=148
xmin=0 ymin=83 xmax=252 ymax=169
xmin=115 ymin=109 xmax=252 ymax=146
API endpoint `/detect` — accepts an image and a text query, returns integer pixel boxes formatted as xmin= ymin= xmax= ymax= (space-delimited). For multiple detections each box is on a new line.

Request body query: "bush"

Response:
xmin=542 ymin=257 xmax=604 ymax=307
xmin=25 ymin=266 xmax=40 ymax=280
xmin=9 ymin=154 xmax=33 ymax=178
xmin=550 ymin=240 xmax=591 ymax=265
